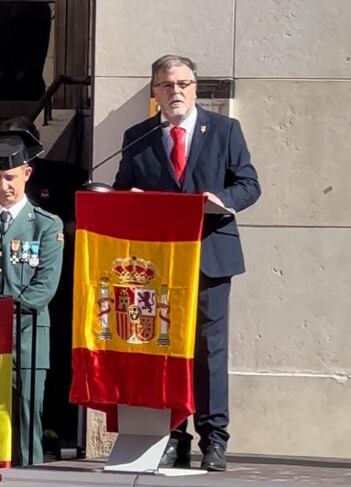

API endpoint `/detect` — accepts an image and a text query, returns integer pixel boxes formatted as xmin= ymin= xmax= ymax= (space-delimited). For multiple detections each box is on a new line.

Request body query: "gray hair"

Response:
xmin=151 ymin=55 xmax=197 ymax=86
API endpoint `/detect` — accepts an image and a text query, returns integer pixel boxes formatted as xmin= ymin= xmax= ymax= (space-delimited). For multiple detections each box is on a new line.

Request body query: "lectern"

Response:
xmin=70 ymin=191 xmax=231 ymax=474
xmin=0 ymin=297 xmax=13 ymax=468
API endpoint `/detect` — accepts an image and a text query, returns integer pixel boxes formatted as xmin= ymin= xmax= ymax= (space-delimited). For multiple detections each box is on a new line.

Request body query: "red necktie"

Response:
xmin=170 ymin=126 xmax=186 ymax=181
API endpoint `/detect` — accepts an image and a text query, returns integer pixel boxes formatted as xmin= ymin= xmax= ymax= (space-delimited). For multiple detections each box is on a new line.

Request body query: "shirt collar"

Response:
xmin=161 ymin=106 xmax=198 ymax=133
xmin=0 ymin=194 xmax=28 ymax=220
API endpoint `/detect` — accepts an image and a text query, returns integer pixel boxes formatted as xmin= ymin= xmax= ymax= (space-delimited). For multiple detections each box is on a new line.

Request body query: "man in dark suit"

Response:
xmin=113 ymin=54 xmax=261 ymax=471
xmin=0 ymin=130 xmax=64 ymax=465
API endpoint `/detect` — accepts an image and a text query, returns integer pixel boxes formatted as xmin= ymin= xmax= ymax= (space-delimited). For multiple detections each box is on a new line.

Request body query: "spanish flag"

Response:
xmin=70 ymin=192 xmax=204 ymax=429
xmin=0 ymin=298 xmax=13 ymax=468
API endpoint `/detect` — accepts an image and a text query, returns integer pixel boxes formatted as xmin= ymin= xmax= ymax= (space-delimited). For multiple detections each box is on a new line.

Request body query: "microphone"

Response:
xmin=84 ymin=120 xmax=170 ymax=192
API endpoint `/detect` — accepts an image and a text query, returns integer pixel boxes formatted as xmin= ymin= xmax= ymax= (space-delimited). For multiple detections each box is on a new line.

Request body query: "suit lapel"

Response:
xmin=182 ymin=106 xmax=210 ymax=190
xmin=2 ymin=201 xmax=35 ymax=245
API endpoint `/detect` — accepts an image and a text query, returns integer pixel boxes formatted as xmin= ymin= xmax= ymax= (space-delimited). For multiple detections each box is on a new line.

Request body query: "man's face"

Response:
xmin=152 ymin=64 xmax=197 ymax=125
xmin=0 ymin=165 xmax=32 ymax=208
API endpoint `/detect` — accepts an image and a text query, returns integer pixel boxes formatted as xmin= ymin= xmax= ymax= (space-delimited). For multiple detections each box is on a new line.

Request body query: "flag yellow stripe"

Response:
xmin=73 ymin=230 xmax=201 ymax=359
xmin=0 ymin=354 xmax=12 ymax=463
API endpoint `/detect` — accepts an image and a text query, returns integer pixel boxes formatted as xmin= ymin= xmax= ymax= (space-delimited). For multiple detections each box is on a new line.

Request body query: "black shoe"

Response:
xmin=159 ymin=439 xmax=191 ymax=468
xmin=201 ymin=443 xmax=226 ymax=471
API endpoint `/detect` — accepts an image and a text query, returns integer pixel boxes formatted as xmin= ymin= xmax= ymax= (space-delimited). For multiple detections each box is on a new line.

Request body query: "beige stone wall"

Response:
xmin=90 ymin=0 xmax=351 ymax=458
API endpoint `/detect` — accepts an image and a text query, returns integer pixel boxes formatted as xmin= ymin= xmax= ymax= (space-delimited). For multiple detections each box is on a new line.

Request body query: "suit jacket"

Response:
xmin=0 ymin=201 xmax=64 ymax=368
xmin=113 ymin=105 xmax=261 ymax=278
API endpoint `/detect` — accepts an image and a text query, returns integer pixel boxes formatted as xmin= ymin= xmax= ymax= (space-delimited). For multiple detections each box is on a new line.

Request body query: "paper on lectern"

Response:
xmin=204 ymin=199 xmax=235 ymax=215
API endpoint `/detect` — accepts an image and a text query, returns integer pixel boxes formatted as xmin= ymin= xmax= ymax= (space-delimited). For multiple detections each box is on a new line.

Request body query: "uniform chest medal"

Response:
xmin=20 ymin=241 xmax=31 ymax=262
xmin=10 ymin=240 xmax=21 ymax=264
xmin=10 ymin=240 xmax=40 ymax=267
xmin=29 ymin=241 xmax=40 ymax=267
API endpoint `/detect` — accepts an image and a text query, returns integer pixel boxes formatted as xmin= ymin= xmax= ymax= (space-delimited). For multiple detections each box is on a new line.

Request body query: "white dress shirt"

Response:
xmin=0 ymin=194 xmax=28 ymax=221
xmin=161 ymin=107 xmax=198 ymax=161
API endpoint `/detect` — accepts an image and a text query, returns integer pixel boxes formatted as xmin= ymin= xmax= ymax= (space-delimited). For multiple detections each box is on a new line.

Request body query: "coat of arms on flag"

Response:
xmin=97 ymin=256 xmax=171 ymax=345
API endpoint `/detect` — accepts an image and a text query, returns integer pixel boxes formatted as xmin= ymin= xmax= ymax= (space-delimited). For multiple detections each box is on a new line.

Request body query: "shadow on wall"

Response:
xmin=92 ymin=83 xmax=152 ymax=185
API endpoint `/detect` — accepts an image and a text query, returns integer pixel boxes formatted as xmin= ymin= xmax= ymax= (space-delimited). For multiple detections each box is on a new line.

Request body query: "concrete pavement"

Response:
xmin=2 ymin=454 xmax=351 ymax=486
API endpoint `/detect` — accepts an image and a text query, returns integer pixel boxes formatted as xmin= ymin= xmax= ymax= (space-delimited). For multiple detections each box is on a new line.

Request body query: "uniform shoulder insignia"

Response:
xmin=57 ymin=232 xmax=64 ymax=242
xmin=33 ymin=206 xmax=60 ymax=221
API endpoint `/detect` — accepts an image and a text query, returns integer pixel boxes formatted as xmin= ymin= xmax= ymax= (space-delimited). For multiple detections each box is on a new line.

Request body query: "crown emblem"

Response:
xmin=112 ymin=256 xmax=156 ymax=285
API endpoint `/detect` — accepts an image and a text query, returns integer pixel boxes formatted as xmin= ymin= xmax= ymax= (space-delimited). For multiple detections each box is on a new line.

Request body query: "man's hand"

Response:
xmin=203 ymin=192 xmax=224 ymax=207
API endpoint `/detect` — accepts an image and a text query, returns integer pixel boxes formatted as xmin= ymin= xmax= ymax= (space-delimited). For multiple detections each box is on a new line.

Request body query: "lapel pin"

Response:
xmin=200 ymin=125 xmax=207 ymax=134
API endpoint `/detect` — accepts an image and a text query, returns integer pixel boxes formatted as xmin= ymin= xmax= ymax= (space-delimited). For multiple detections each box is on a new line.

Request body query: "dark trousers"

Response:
xmin=171 ymin=273 xmax=231 ymax=453
xmin=12 ymin=369 xmax=46 ymax=466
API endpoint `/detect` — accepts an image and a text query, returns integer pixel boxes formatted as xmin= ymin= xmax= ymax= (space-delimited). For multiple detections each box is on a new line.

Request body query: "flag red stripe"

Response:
xmin=0 ymin=298 xmax=13 ymax=354
xmin=76 ymin=192 xmax=204 ymax=242
xmin=0 ymin=461 xmax=11 ymax=468
xmin=70 ymin=348 xmax=194 ymax=430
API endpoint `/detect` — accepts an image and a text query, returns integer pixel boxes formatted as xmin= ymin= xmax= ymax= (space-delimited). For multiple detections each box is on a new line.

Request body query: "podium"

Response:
xmin=104 ymin=406 xmax=170 ymax=473
xmin=0 ymin=296 xmax=39 ymax=468
xmin=70 ymin=192 xmax=232 ymax=474
xmin=0 ymin=297 xmax=13 ymax=469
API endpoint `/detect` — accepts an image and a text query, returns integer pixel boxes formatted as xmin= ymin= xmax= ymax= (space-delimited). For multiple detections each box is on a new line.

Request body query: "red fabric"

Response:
xmin=70 ymin=348 xmax=195 ymax=430
xmin=0 ymin=298 xmax=13 ymax=354
xmin=0 ymin=461 xmax=11 ymax=469
xmin=170 ymin=127 xmax=186 ymax=181
xmin=75 ymin=191 xmax=204 ymax=241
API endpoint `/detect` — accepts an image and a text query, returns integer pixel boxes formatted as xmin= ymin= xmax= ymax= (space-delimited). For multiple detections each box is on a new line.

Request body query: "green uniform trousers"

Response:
xmin=12 ymin=369 xmax=46 ymax=466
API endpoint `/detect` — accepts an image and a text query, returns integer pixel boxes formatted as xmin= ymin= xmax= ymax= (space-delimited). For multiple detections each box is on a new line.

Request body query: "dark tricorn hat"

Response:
xmin=0 ymin=130 xmax=44 ymax=170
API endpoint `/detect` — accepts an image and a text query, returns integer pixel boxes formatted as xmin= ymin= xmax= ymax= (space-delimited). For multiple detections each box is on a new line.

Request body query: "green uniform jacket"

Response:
xmin=1 ymin=201 xmax=64 ymax=369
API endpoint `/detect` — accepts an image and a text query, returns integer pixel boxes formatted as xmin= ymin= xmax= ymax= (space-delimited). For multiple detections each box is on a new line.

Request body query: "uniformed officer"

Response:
xmin=0 ymin=116 xmax=88 ymax=447
xmin=0 ymin=130 xmax=64 ymax=465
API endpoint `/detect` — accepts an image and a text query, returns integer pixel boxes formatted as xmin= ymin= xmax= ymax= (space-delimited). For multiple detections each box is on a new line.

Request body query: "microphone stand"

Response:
xmin=84 ymin=120 xmax=170 ymax=192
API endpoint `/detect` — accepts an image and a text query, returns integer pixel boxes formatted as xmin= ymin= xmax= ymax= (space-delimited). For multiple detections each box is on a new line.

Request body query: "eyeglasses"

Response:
xmin=153 ymin=80 xmax=196 ymax=91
